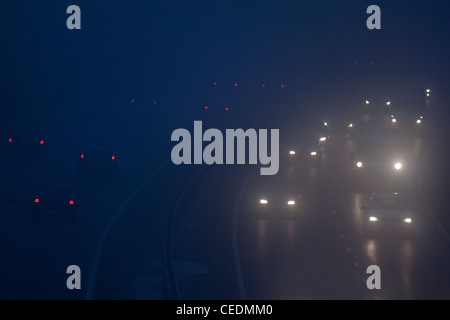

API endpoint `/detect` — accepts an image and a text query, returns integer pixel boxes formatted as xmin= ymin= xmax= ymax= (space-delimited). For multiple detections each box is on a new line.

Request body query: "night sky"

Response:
xmin=1 ymin=1 xmax=449 ymax=120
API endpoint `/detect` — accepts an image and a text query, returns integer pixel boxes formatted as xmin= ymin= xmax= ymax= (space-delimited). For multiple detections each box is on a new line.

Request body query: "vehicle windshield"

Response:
xmin=371 ymin=198 xmax=410 ymax=211
xmin=39 ymin=185 xmax=73 ymax=197
xmin=85 ymin=151 xmax=114 ymax=160
xmin=254 ymin=181 xmax=297 ymax=195
xmin=13 ymin=128 xmax=41 ymax=140
xmin=357 ymin=143 xmax=402 ymax=159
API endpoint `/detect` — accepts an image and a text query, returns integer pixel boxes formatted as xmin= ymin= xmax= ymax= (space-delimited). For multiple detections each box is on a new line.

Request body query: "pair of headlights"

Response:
xmin=356 ymin=161 xmax=402 ymax=170
xmin=289 ymin=151 xmax=318 ymax=156
xmin=260 ymin=199 xmax=295 ymax=206
xmin=390 ymin=115 xmax=423 ymax=124
xmin=369 ymin=216 xmax=412 ymax=223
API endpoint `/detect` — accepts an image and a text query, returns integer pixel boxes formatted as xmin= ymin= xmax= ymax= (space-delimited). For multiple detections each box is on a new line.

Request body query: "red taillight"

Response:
xmin=205 ymin=106 xmax=208 ymax=110
xmin=34 ymin=198 xmax=39 ymax=203
xmin=225 ymin=107 xmax=229 ymax=111
xmin=112 ymin=155 xmax=115 ymax=160
xmin=80 ymin=154 xmax=84 ymax=159
xmin=8 ymin=138 xmax=12 ymax=143
xmin=213 ymin=82 xmax=217 ymax=86
xmin=234 ymin=83 xmax=238 ymax=87
xmin=69 ymin=200 xmax=74 ymax=205
xmin=40 ymin=140 xmax=44 ymax=145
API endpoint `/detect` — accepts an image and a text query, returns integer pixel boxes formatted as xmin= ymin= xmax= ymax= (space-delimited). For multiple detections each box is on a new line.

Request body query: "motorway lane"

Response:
xmin=0 ymin=97 xmax=201 ymax=299
xmin=162 ymin=108 xmax=450 ymax=300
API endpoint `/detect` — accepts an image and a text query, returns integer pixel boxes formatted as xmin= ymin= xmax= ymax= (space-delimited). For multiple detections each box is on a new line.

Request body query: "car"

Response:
xmin=8 ymin=127 xmax=47 ymax=158
xmin=352 ymin=129 xmax=406 ymax=178
xmin=31 ymin=183 xmax=78 ymax=222
xmin=388 ymin=90 xmax=429 ymax=130
xmin=245 ymin=179 xmax=301 ymax=219
xmin=76 ymin=149 xmax=123 ymax=182
xmin=283 ymin=137 xmax=323 ymax=166
xmin=361 ymin=193 xmax=416 ymax=236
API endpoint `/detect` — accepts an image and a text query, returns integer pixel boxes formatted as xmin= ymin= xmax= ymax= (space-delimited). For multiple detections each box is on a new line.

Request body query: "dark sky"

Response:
xmin=1 ymin=1 xmax=449 ymax=118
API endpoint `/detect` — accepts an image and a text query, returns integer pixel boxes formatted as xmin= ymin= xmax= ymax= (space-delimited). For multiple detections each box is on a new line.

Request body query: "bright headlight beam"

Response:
xmin=356 ymin=161 xmax=363 ymax=168
xmin=260 ymin=199 xmax=268 ymax=204
xmin=416 ymin=119 xmax=422 ymax=124
xmin=365 ymin=100 xmax=370 ymax=104
xmin=348 ymin=123 xmax=353 ymax=128
xmin=392 ymin=118 xmax=397 ymax=123
xmin=394 ymin=162 xmax=402 ymax=170
xmin=319 ymin=137 xmax=327 ymax=142
xmin=287 ymin=200 xmax=295 ymax=206
xmin=404 ymin=218 xmax=412 ymax=223
xmin=289 ymin=150 xmax=296 ymax=155
xmin=310 ymin=151 xmax=317 ymax=156
xmin=369 ymin=216 xmax=378 ymax=222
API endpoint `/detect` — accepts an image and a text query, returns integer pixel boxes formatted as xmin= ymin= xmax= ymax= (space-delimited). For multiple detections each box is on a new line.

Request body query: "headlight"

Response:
xmin=394 ymin=162 xmax=402 ymax=170
xmin=348 ymin=123 xmax=353 ymax=128
xmin=416 ymin=119 xmax=422 ymax=124
xmin=403 ymin=218 xmax=412 ymax=223
xmin=319 ymin=137 xmax=327 ymax=142
xmin=324 ymin=122 xmax=328 ymax=127
xmin=289 ymin=150 xmax=296 ymax=155
xmin=369 ymin=216 xmax=378 ymax=222
xmin=391 ymin=118 xmax=397 ymax=123
xmin=260 ymin=199 xmax=268 ymax=204
xmin=310 ymin=151 xmax=317 ymax=156
xmin=386 ymin=101 xmax=391 ymax=106
xmin=287 ymin=200 xmax=296 ymax=206
xmin=365 ymin=100 xmax=370 ymax=105
xmin=356 ymin=161 xmax=363 ymax=168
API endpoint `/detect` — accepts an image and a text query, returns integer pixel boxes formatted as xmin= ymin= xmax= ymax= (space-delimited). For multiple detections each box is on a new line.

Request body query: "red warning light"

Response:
xmin=81 ymin=154 xmax=84 ymax=159
xmin=205 ymin=106 xmax=208 ymax=110
xmin=213 ymin=82 xmax=217 ymax=86
xmin=112 ymin=155 xmax=115 ymax=160
xmin=281 ymin=84 xmax=285 ymax=88
xmin=40 ymin=140 xmax=44 ymax=145
xmin=69 ymin=200 xmax=74 ymax=205
xmin=153 ymin=99 xmax=156 ymax=105
xmin=8 ymin=138 xmax=12 ymax=143
xmin=131 ymin=98 xmax=135 ymax=104
xmin=34 ymin=198 xmax=39 ymax=203
xmin=225 ymin=107 xmax=229 ymax=111
xmin=234 ymin=83 xmax=238 ymax=87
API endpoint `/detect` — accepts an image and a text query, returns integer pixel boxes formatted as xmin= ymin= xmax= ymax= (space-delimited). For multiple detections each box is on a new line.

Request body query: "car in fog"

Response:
xmin=76 ymin=149 xmax=123 ymax=182
xmin=352 ymin=129 xmax=406 ymax=178
xmin=388 ymin=104 xmax=427 ymax=131
xmin=283 ymin=138 xmax=323 ymax=165
xmin=245 ymin=179 xmax=301 ymax=219
xmin=31 ymin=183 xmax=78 ymax=222
xmin=8 ymin=127 xmax=47 ymax=158
xmin=361 ymin=193 xmax=415 ymax=236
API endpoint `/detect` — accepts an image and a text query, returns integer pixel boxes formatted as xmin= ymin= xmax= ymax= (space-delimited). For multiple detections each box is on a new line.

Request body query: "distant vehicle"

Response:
xmin=245 ymin=179 xmax=301 ymax=219
xmin=76 ymin=149 xmax=123 ymax=182
xmin=361 ymin=193 xmax=415 ymax=236
xmin=283 ymin=137 xmax=323 ymax=165
xmin=31 ymin=183 xmax=78 ymax=222
xmin=8 ymin=127 xmax=47 ymax=157
xmin=352 ymin=129 xmax=406 ymax=177
xmin=283 ymin=119 xmax=329 ymax=147
xmin=387 ymin=88 xmax=428 ymax=131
